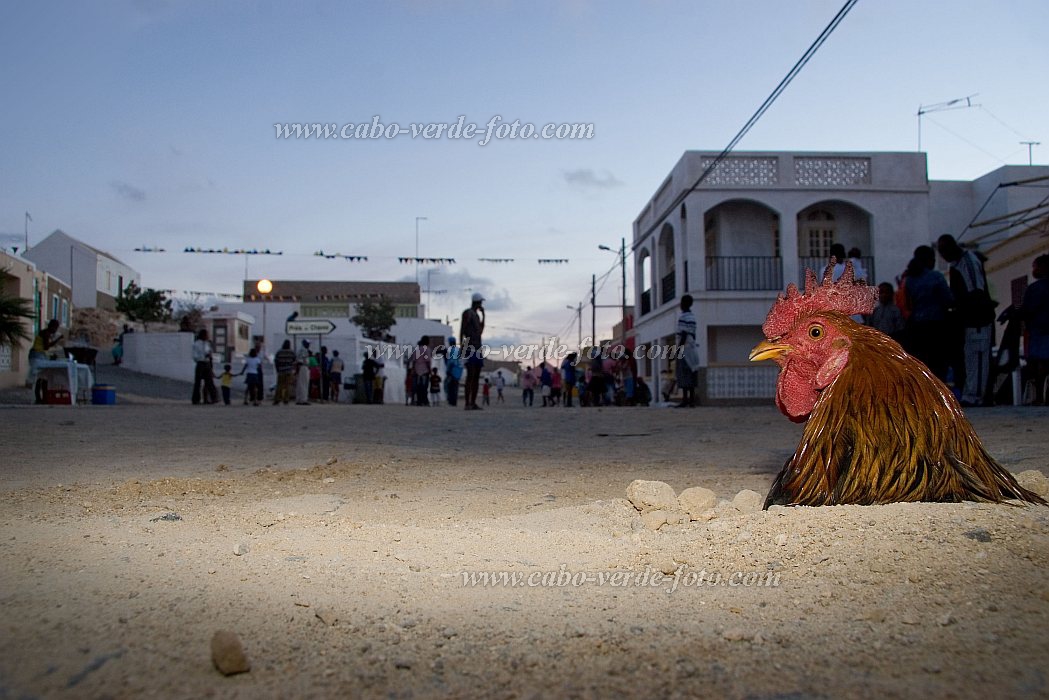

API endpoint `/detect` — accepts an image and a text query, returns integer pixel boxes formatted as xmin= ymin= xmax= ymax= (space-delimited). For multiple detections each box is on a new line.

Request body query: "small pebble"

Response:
xmin=211 ymin=630 xmax=251 ymax=675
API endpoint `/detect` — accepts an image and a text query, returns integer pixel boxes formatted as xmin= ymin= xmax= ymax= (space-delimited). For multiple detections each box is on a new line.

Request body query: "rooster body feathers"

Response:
xmin=752 ymin=261 xmax=1045 ymax=508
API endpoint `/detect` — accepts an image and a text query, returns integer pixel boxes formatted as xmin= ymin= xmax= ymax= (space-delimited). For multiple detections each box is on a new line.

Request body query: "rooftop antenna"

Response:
xmin=1020 ymin=141 xmax=1041 ymax=165
xmin=917 ymin=94 xmax=979 ymax=152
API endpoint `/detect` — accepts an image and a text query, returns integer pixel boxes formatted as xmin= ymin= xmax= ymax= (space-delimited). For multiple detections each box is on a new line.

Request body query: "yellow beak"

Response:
xmin=749 ymin=340 xmax=790 ymax=363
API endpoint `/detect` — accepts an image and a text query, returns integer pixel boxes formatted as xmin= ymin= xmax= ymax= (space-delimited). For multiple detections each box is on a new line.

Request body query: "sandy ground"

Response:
xmin=1 ymin=392 xmax=1048 ymax=699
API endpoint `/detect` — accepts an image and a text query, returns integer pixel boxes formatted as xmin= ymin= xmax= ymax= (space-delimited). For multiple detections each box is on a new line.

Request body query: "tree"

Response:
xmin=351 ymin=299 xmax=396 ymax=340
xmin=116 ymin=281 xmax=173 ymax=330
xmin=0 ymin=287 xmax=35 ymax=348
xmin=173 ymin=299 xmax=205 ymax=333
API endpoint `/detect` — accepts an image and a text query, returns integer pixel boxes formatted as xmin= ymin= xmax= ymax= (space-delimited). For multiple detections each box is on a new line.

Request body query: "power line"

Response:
xmin=635 ymin=0 xmax=859 ymax=249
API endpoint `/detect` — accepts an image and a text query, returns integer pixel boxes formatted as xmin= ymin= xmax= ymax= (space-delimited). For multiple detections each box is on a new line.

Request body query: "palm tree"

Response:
xmin=0 ymin=287 xmax=35 ymax=349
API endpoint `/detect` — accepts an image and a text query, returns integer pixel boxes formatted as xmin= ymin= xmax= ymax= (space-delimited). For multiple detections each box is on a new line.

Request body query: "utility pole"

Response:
xmin=414 ymin=216 xmax=427 ymax=285
xmin=1021 ymin=141 xmax=1040 ymax=165
xmin=619 ymin=236 xmax=627 ymax=329
xmin=591 ymin=274 xmax=596 ymax=349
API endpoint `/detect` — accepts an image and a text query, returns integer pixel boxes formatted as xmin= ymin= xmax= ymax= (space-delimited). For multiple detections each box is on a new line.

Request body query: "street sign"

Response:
xmin=286 ymin=319 xmax=336 ymax=335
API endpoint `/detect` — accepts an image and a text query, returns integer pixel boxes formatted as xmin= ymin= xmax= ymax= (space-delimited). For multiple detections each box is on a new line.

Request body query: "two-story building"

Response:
xmin=23 ymin=230 xmax=139 ymax=311
xmin=0 ymin=250 xmax=73 ymax=389
xmin=631 ymin=151 xmax=1049 ymax=403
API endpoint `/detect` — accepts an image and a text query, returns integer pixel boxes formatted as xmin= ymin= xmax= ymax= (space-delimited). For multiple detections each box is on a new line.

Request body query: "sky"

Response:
xmin=1 ymin=0 xmax=1046 ymax=350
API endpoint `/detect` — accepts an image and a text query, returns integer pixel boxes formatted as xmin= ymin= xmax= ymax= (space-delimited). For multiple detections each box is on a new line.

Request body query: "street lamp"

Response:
xmin=599 ymin=237 xmax=627 ymax=337
xmin=415 ymin=216 xmax=427 ymax=285
xmin=566 ymin=303 xmax=582 ymax=350
xmin=256 ymin=279 xmax=272 ymax=351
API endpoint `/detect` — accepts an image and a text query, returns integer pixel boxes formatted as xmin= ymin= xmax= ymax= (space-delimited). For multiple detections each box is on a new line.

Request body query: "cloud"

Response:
xmin=562 ymin=168 xmax=623 ymax=189
xmin=400 ymin=266 xmax=516 ymax=313
xmin=111 ymin=180 xmax=147 ymax=202
xmin=0 ymin=232 xmax=23 ymax=250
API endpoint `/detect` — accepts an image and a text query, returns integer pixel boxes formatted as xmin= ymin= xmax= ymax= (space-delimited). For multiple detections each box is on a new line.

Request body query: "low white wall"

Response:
xmin=122 ymin=331 xmax=197 ymax=382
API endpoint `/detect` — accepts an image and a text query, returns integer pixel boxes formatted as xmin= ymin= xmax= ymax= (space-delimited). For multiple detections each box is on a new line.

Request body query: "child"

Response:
xmin=482 ymin=377 xmax=491 ymax=406
xmin=217 ymin=363 xmax=234 ymax=405
xmin=429 ymin=367 xmax=441 ymax=406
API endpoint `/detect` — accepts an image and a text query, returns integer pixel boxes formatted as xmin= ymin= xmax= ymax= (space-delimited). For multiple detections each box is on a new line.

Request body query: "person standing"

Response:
xmin=561 ymin=353 xmax=578 ymax=407
xmin=329 ymin=350 xmax=344 ymax=403
xmin=521 ymin=365 xmax=536 ymax=407
xmin=273 ymin=340 xmax=296 ymax=405
xmin=29 ymin=319 xmax=63 ymax=404
xmin=460 ymin=292 xmax=485 ymax=410
xmin=494 ymin=369 xmax=506 ymax=403
xmin=904 ymin=246 xmax=954 ymax=383
xmin=412 ymin=336 xmax=432 ymax=406
xmin=242 ymin=348 xmax=263 ymax=406
xmin=1019 ymin=254 xmax=1049 ymax=405
xmin=866 ymin=282 xmax=905 ymax=340
xmin=373 ymin=350 xmax=386 ymax=404
xmin=319 ymin=345 xmax=331 ymax=402
xmin=295 ymin=339 xmax=311 ymax=405
xmin=217 ymin=363 xmax=234 ymax=405
xmin=444 ymin=336 xmax=463 ymax=406
xmin=937 ymin=234 xmax=996 ymax=406
xmin=361 ymin=350 xmax=378 ymax=404
xmin=429 ymin=367 xmax=442 ymax=406
xmin=191 ymin=329 xmax=218 ymax=405
xmin=676 ymin=294 xmax=699 ymax=407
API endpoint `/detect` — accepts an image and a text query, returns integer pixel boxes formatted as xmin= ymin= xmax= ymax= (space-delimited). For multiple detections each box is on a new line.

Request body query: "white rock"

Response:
xmin=677 ymin=487 xmax=717 ymax=519
xmin=731 ymin=489 xmax=764 ymax=513
xmin=640 ymin=510 xmax=669 ymax=531
xmin=1016 ymin=470 xmax=1049 ymax=499
xmin=774 ymin=533 xmax=789 ymax=546
xmin=626 ymin=480 xmax=678 ymax=513
xmin=211 ymin=630 xmax=251 ymax=675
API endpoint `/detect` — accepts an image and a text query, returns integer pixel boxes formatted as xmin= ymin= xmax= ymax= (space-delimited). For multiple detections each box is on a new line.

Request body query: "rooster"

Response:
xmin=750 ymin=260 xmax=1045 ymax=508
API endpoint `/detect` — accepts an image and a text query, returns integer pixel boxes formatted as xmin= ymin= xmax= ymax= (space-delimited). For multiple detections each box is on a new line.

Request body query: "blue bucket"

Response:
xmin=92 ymin=384 xmax=116 ymax=405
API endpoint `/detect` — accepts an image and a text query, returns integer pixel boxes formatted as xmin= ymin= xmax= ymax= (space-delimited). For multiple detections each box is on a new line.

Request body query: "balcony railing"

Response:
xmin=640 ymin=289 xmax=652 ymax=316
xmin=661 ymin=271 xmax=676 ymax=305
xmin=705 ymin=256 xmax=783 ymax=291
xmin=798 ymin=256 xmax=876 ymax=285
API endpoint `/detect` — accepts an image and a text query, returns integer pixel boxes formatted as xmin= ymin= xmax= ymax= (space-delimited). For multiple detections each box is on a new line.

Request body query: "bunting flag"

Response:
xmin=314 ymin=251 xmax=368 ymax=261
xmin=398 ymin=256 xmax=456 ymax=264
xmin=184 ymin=247 xmax=283 ymax=255
xmin=165 ymin=289 xmax=244 ymax=300
xmin=537 ymin=258 xmax=569 ymax=264
xmin=478 ymin=257 xmax=514 ymax=263
xmin=134 ymin=246 xmax=166 ymax=252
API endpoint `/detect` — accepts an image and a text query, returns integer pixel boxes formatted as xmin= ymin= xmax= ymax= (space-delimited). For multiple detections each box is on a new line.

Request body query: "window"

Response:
xmin=802 ymin=210 xmax=835 ymax=257
xmin=61 ymin=299 xmax=69 ymax=326
xmin=52 ymin=294 xmax=60 ymax=320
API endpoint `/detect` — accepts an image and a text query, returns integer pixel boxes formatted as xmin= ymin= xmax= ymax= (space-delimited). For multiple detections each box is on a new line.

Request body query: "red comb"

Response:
xmin=762 ymin=259 xmax=877 ymax=338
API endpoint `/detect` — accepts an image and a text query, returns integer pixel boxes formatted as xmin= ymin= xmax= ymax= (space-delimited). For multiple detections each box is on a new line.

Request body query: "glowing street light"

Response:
xmin=256 ymin=279 xmax=272 ymax=349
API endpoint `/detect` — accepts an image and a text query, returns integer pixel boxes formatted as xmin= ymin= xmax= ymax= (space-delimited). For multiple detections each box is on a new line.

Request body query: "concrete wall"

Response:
xmin=122 ymin=331 xmax=197 ymax=383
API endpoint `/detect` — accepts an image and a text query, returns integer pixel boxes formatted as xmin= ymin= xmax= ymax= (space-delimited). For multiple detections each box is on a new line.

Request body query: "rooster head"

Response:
xmin=750 ymin=259 xmax=877 ymax=422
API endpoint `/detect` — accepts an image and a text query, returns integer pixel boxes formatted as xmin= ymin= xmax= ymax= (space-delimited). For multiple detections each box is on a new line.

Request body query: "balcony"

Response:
xmin=705 ymin=256 xmax=783 ymax=291
xmin=661 ymin=271 xmax=676 ymax=305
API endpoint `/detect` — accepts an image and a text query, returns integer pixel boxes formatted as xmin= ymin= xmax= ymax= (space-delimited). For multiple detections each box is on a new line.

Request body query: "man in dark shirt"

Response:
xmin=273 ymin=340 xmax=297 ymax=405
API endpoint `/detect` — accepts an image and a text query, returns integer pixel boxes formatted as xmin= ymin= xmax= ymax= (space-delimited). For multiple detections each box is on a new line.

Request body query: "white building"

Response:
xmin=23 ymin=230 xmax=139 ymax=310
xmin=630 ymin=151 xmax=1049 ymax=403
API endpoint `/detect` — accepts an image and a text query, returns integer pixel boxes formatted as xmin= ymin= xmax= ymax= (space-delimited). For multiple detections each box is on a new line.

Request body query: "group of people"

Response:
xmin=191 ymin=331 xmax=374 ymax=406
xmin=518 ymin=349 xmax=651 ymax=408
xmin=863 ymin=238 xmax=1048 ymax=406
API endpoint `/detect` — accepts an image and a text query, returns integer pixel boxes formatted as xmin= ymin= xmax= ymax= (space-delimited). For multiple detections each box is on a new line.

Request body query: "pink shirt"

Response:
xmin=521 ymin=370 xmax=537 ymax=389
xmin=412 ymin=345 xmax=432 ymax=375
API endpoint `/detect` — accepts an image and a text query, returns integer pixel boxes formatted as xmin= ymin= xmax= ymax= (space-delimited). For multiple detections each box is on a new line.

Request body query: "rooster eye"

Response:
xmin=808 ymin=324 xmax=824 ymax=339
